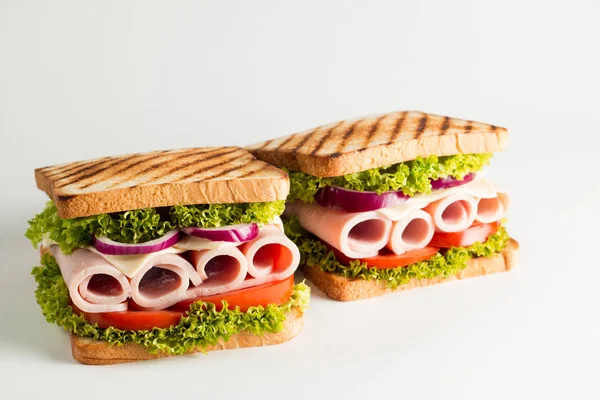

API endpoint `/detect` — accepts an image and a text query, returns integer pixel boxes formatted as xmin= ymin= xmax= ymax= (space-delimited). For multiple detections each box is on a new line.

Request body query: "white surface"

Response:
xmin=1 ymin=0 xmax=599 ymax=399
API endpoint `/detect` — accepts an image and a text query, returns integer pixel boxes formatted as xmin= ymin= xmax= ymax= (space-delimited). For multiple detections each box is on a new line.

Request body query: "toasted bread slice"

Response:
xmin=35 ymin=147 xmax=289 ymax=218
xmin=303 ymin=239 xmax=519 ymax=301
xmin=70 ymin=307 xmax=304 ymax=365
xmin=247 ymin=111 xmax=508 ymax=177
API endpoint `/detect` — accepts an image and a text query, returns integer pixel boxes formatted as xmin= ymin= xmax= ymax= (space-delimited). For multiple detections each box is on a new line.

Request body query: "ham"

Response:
xmin=49 ymin=246 xmax=130 ymax=313
xmin=237 ymin=225 xmax=300 ymax=288
xmin=423 ymin=193 xmax=477 ymax=232
xmin=287 ymin=202 xmax=392 ymax=258
xmin=186 ymin=247 xmax=249 ymax=297
xmin=475 ymin=195 xmax=505 ymax=223
xmin=387 ymin=209 xmax=435 ymax=255
xmin=128 ymin=253 xmax=200 ymax=310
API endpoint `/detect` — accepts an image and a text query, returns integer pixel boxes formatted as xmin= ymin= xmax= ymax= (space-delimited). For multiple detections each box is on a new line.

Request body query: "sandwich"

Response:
xmin=247 ymin=111 xmax=519 ymax=301
xmin=26 ymin=147 xmax=309 ymax=364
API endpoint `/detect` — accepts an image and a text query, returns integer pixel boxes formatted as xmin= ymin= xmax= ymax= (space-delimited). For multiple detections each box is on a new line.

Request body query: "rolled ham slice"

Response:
xmin=49 ymin=246 xmax=130 ymax=313
xmin=129 ymin=253 xmax=200 ymax=310
xmin=475 ymin=195 xmax=504 ymax=223
xmin=423 ymin=193 xmax=477 ymax=233
xmin=287 ymin=201 xmax=392 ymax=258
xmin=237 ymin=225 xmax=300 ymax=289
xmin=186 ymin=247 xmax=249 ymax=297
xmin=387 ymin=210 xmax=435 ymax=255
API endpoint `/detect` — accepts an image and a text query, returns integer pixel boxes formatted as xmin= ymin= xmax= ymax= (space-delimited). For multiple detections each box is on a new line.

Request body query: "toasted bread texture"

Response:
xmin=35 ymin=147 xmax=289 ymax=218
xmin=69 ymin=307 xmax=304 ymax=365
xmin=303 ymin=239 xmax=519 ymax=301
xmin=247 ymin=111 xmax=508 ymax=177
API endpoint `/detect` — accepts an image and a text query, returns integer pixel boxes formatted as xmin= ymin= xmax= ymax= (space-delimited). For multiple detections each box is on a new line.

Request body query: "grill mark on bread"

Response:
xmin=43 ymin=159 xmax=101 ymax=177
xmin=255 ymin=139 xmax=273 ymax=151
xmin=52 ymin=159 xmax=119 ymax=186
xmin=167 ymin=148 xmax=244 ymax=182
xmin=464 ymin=122 xmax=473 ymax=134
xmin=198 ymin=153 xmax=254 ymax=181
xmin=57 ymin=158 xmax=134 ymax=189
xmin=236 ymin=163 xmax=271 ymax=179
xmin=334 ymin=120 xmax=360 ymax=153
xmin=44 ymin=162 xmax=88 ymax=177
xmin=362 ymin=115 xmax=386 ymax=149
xmin=132 ymin=148 xmax=223 ymax=180
xmin=277 ymin=134 xmax=299 ymax=151
xmin=103 ymin=149 xmax=209 ymax=189
xmin=415 ymin=114 xmax=429 ymax=138
xmin=440 ymin=116 xmax=451 ymax=135
xmin=291 ymin=128 xmax=317 ymax=154
xmin=310 ymin=122 xmax=343 ymax=156
xmin=79 ymin=150 xmax=175 ymax=190
xmin=389 ymin=111 xmax=408 ymax=142
xmin=490 ymin=125 xmax=498 ymax=132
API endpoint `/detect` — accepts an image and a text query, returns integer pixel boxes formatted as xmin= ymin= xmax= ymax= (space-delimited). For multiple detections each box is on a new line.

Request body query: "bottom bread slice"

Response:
xmin=70 ymin=307 xmax=304 ymax=365
xmin=303 ymin=238 xmax=519 ymax=301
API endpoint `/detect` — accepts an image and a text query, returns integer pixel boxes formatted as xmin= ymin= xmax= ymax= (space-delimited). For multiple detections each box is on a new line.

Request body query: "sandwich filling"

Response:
xmin=283 ymin=153 xmax=512 ymax=287
xmin=27 ymin=200 xmax=309 ymax=352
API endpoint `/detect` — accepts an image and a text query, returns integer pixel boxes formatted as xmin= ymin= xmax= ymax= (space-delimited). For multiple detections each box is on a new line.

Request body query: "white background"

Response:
xmin=1 ymin=1 xmax=599 ymax=399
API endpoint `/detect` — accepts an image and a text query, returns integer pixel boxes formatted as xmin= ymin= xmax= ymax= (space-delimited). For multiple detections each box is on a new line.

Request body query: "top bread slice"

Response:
xmin=246 ymin=111 xmax=508 ymax=177
xmin=35 ymin=147 xmax=289 ymax=219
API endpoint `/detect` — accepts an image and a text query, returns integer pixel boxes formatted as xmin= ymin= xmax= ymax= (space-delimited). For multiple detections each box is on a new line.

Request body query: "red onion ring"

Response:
xmin=315 ymin=186 xmax=409 ymax=213
xmin=430 ymin=173 xmax=475 ymax=190
xmin=182 ymin=223 xmax=259 ymax=242
xmin=93 ymin=230 xmax=181 ymax=255
xmin=315 ymin=173 xmax=476 ymax=212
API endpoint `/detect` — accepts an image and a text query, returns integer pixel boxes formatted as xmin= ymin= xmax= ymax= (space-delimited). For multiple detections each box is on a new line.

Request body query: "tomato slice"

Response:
xmin=70 ymin=276 xmax=295 ymax=330
xmin=323 ymin=241 xmax=440 ymax=269
xmin=429 ymin=221 xmax=499 ymax=248
xmin=71 ymin=303 xmax=183 ymax=330
xmin=358 ymin=246 xmax=440 ymax=269
xmin=170 ymin=274 xmax=295 ymax=312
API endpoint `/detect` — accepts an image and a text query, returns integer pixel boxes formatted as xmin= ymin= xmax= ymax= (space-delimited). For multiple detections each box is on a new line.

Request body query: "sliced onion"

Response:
xmin=182 ymin=223 xmax=259 ymax=242
xmin=314 ymin=173 xmax=476 ymax=213
xmin=92 ymin=230 xmax=181 ymax=255
xmin=430 ymin=173 xmax=475 ymax=190
xmin=315 ymin=186 xmax=409 ymax=213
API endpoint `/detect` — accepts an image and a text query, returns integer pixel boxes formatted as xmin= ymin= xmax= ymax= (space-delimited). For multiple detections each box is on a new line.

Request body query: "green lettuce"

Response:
xmin=170 ymin=201 xmax=285 ymax=228
xmin=26 ymin=200 xmax=285 ymax=254
xmin=284 ymin=216 xmax=509 ymax=289
xmin=288 ymin=153 xmax=492 ymax=202
xmin=31 ymin=253 xmax=310 ymax=355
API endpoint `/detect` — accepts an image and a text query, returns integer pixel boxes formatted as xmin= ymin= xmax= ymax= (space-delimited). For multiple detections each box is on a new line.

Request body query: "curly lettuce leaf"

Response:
xmin=32 ymin=253 xmax=310 ymax=355
xmin=284 ymin=216 xmax=509 ymax=289
xmin=26 ymin=200 xmax=285 ymax=254
xmin=170 ymin=201 xmax=285 ymax=228
xmin=288 ymin=153 xmax=492 ymax=202
xmin=25 ymin=202 xmax=175 ymax=254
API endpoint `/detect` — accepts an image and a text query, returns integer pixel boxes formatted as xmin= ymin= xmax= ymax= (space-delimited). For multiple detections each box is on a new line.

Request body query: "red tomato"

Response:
xmin=71 ymin=303 xmax=183 ymax=330
xmin=358 ymin=247 xmax=440 ymax=269
xmin=71 ymin=276 xmax=295 ymax=330
xmin=324 ymin=241 xmax=440 ymax=269
xmin=170 ymin=275 xmax=295 ymax=312
xmin=429 ymin=221 xmax=499 ymax=248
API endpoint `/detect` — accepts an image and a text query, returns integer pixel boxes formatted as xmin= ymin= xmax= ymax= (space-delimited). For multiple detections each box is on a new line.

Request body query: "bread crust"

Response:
xmin=69 ymin=307 xmax=304 ymax=365
xmin=247 ymin=111 xmax=508 ymax=177
xmin=303 ymin=238 xmax=519 ymax=301
xmin=35 ymin=147 xmax=289 ymax=218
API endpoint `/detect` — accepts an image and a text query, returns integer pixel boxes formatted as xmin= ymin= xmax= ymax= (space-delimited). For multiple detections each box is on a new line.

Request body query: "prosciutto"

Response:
xmin=423 ymin=193 xmax=477 ymax=232
xmin=387 ymin=210 xmax=435 ymax=255
xmin=287 ymin=202 xmax=392 ymax=258
xmin=186 ymin=247 xmax=249 ymax=297
xmin=49 ymin=246 xmax=130 ymax=313
xmin=237 ymin=225 xmax=300 ymax=289
xmin=128 ymin=253 xmax=200 ymax=310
